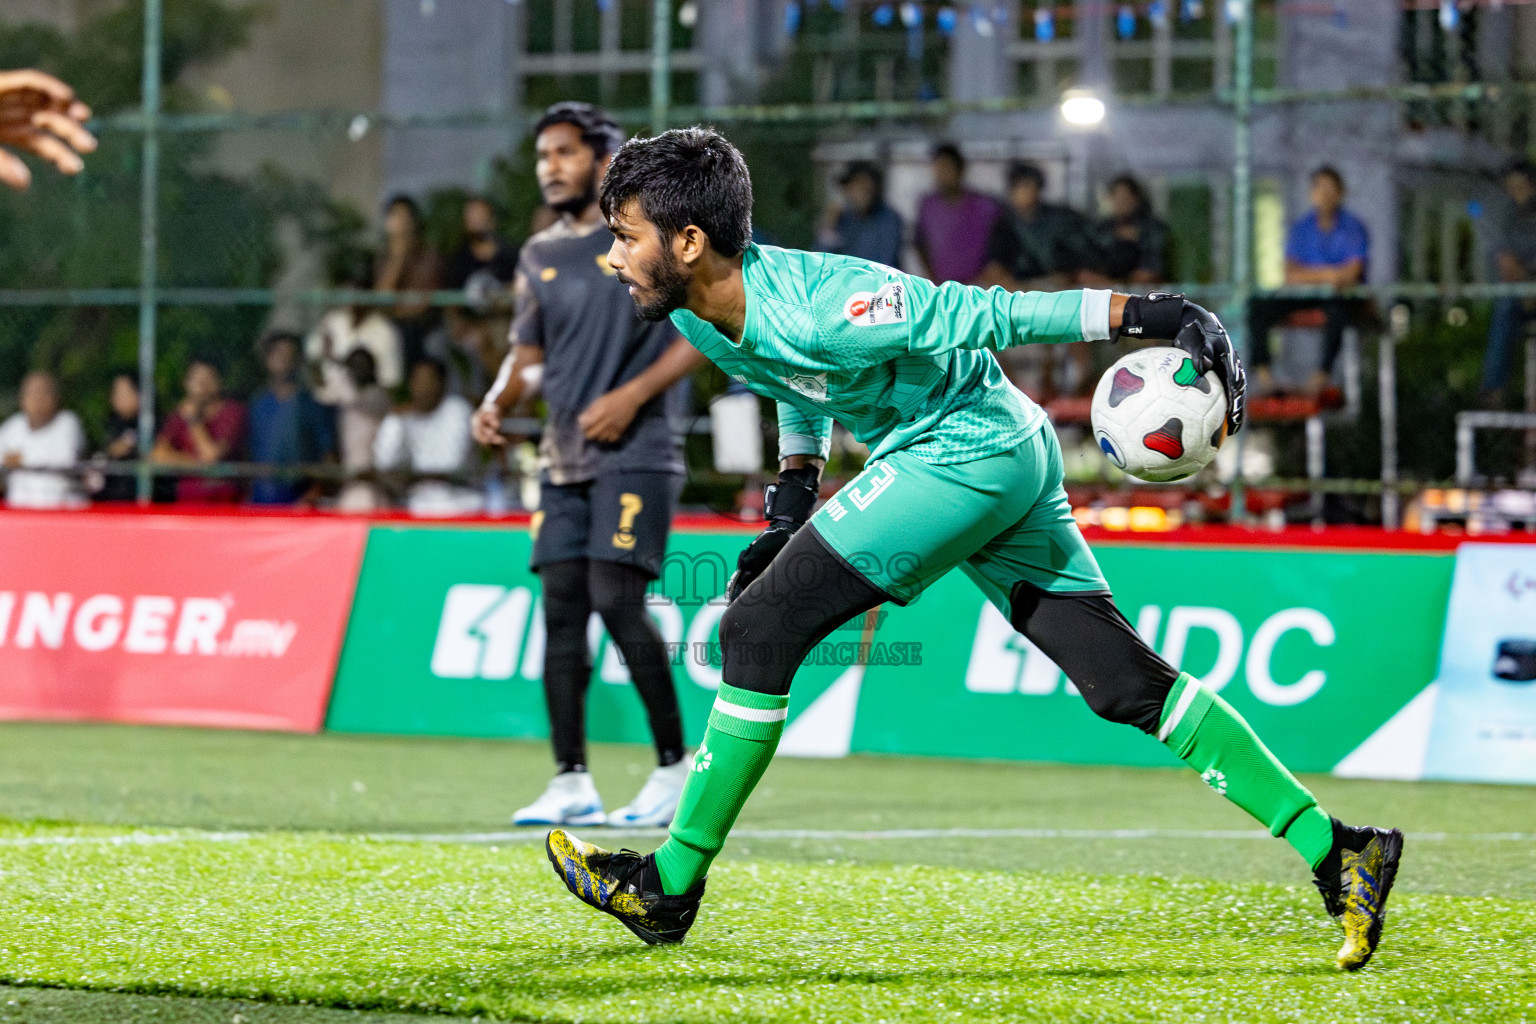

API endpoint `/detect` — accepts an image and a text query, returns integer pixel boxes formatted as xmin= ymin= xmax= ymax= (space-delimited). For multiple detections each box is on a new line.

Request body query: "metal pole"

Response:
xmin=1454 ymin=413 xmax=1472 ymax=488
xmin=650 ymin=0 xmax=672 ymax=135
xmin=1305 ymin=415 xmax=1324 ymax=525
xmin=1381 ymin=304 xmax=1406 ymax=529
xmin=1228 ymin=0 xmax=1253 ymax=525
xmin=1524 ymin=329 xmax=1536 ymax=481
xmin=136 ymin=0 xmax=163 ymax=503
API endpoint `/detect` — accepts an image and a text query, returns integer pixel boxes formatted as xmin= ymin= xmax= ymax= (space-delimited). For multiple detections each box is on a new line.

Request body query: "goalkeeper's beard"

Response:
xmin=629 ymin=246 xmax=691 ymax=322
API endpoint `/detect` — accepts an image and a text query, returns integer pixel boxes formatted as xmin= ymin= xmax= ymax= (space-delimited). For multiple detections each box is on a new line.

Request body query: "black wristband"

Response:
xmin=1119 ymin=293 xmax=1186 ymax=341
xmin=764 ymin=465 xmax=820 ymax=525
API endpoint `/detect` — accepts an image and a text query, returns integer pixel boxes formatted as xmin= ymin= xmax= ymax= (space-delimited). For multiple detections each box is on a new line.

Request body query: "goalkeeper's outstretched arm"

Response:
xmin=808 ymin=264 xmax=1128 ymax=364
xmin=805 ymin=266 xmax=1243 ymax=431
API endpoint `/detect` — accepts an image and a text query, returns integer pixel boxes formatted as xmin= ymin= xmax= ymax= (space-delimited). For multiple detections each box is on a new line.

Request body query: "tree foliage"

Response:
xmin=0 ymin=0 xmax=360 ymax=437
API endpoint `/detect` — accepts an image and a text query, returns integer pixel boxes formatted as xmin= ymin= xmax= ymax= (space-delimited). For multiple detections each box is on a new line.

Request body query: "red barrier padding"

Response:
xmin=1044 ymin=396 xmax=1093 ymax=423
xmin=1080 ymin=524 xmax=1536 ymax=551
xmin=0 ymin=511 xmax=368 ymax=731
xmin=9 ymin=505 xmax=1529 ymax=550
xmin=1245 ymin=394 xmax=1332 ymax=420
xmin=1047 ymin=393 xmax=1332 ymax=424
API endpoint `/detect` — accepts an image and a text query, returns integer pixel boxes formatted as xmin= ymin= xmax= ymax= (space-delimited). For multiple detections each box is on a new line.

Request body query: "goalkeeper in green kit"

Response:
xmin=545 ymin=127 xmax=1403 ymax=971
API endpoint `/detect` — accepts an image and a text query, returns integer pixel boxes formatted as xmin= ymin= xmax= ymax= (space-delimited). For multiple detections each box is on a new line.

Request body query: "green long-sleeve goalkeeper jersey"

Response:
xmin=670 ymin=244 xmax=1112 ymax=465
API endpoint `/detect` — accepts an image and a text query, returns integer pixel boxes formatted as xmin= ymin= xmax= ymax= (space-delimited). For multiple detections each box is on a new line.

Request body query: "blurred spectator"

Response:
xmin=978 ymin=163 xmax=1100 ymax=401
xmin=1081 ymin=175 xmax=1169 ymax=286
xmin=0 ymin=370 xmax=84 ymax=508
xmin=445 ymin=196 xmax=518 ymax=397
xmin=320 ymin=348 xmax=393 ymax=512
xmin=976 ymin=162 xmax=1096 ymax=290
xmin=373 ymin=357 xmax=481 ymax=516
xmin=1482 ymin=161 xmax=1536 ymax=405
xmin=915 ymin=143 xmax=1002 ymax=283
xmin=151 ymin=357 xmax=247 ymax=504
xmin=446 ymin=196 xmax=519 ymax=295
xmin=92 ymin=371 xmax=150 ymax=502
xmin=1248 ymin=166 xmax=1371 ymax=397
xmin=374 ymin=194 xmax=442 ymax=368
xmin=818 ymin=161 xmax=904 ymax=269
xmin=247 ymin=331 xmax=335 ymax=506
xmin=307 ymin=255 xmax=405 ymax=396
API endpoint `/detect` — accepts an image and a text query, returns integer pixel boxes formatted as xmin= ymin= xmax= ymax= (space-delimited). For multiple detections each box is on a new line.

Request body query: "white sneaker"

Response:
xmin=512 ymin=771 xmax=606 ymax=826
xmin=606 ymin=759 xmax=691 ymax=828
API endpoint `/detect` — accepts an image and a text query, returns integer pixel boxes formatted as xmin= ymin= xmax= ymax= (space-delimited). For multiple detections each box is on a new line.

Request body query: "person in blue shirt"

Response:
xmin=1248 ymin=166 xmax=1372 ymax=398
xmin=248 ymin=330 xmax=336 ymax=505
xmin=817 ymin=161 xmax=905 ymax=270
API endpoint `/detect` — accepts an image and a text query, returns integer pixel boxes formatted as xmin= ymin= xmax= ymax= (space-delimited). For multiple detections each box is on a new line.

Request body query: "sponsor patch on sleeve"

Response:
xmin=843 ymin=281 xmax=907 ymax=327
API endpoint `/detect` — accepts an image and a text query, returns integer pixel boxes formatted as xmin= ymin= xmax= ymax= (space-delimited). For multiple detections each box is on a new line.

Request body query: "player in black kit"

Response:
xmin=474 ymin=103 xmax=707 ymax=827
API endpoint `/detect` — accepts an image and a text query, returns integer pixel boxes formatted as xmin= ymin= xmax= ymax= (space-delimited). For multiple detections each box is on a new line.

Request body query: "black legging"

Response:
xmin=539 ymin=558 xmax=685 ymax=772
xmin=1007 ymin=580 xmax=1178 ymax=734
xmin=722 ymin=525 xmax=1177 ymax=736
xmin=717 ymin=526 xmax=887 ymax=697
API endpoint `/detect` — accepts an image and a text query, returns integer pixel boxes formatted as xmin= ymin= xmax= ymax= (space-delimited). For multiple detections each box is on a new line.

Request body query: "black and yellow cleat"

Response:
xmin=1312 ymin=818 xmax=1405 ymax=971
xmin=545 ymin=828 xmax=704 ymax=945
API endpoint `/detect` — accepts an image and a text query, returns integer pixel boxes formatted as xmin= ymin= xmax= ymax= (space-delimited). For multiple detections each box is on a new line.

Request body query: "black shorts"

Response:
xmin=531 ymin=471 xmax=682 ymax=579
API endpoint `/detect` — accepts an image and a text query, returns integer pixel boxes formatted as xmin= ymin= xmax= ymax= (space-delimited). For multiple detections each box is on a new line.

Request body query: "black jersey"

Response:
xmin=509 ymin=218 xmax=684 ymax=484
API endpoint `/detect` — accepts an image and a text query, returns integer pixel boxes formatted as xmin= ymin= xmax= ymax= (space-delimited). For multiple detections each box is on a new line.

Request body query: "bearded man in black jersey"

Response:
xmin=474 ymin=103 xmax=706 ymax=827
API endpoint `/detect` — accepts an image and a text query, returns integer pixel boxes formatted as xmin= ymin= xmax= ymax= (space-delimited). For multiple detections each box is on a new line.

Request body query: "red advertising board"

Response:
xmin=0 ymin=511 xmax=368 ymax=731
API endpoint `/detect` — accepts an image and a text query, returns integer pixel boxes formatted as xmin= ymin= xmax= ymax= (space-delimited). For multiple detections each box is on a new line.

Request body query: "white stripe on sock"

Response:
xmin=1156 ymin=678 xmax=1203 ymax=742
xmin=712 ymin=696 xmax=788 ymax=723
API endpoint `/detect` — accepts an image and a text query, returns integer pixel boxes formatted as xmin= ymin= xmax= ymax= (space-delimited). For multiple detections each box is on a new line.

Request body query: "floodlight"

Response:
xmin=1060 ymin=89 xmax=1107 ymax=127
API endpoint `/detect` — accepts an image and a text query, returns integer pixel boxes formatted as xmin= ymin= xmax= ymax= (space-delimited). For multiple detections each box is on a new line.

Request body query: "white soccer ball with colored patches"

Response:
xmin=1090 ymin=346 xmax=1228 ymax=483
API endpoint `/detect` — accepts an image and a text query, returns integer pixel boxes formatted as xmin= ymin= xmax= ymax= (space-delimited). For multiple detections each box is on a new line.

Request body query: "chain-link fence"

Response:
xmin=1 ymin=0 xmax=1534 ymax=529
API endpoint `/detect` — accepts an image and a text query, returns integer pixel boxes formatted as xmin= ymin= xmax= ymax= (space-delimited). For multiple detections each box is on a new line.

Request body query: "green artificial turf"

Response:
xmin=0 ymin=723 xmax=1532 ymax=1023
xmin=0 ymin=827 xmax=1532 ymax=1023
xmin=0 ymin=986 xmax=442 ymax=1023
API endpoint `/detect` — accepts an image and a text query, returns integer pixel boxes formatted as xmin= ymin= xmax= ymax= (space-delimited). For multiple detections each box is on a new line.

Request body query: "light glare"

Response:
xmin=1060 ymin=92 xmax=1107 ymax=127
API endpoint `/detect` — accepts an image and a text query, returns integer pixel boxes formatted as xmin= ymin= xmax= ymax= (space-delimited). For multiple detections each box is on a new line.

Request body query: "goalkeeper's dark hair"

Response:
xmin=534 ymin=101 xmax=625 ymax=159
xmin=599 ymin=127 xmax=754 ymax=258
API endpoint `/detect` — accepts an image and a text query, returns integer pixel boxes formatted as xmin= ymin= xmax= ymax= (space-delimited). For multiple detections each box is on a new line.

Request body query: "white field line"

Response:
xmin=0 ymin=831 xmax=259 ymax=847
xmin=0 ymin=826 xmax=1531 ymax=848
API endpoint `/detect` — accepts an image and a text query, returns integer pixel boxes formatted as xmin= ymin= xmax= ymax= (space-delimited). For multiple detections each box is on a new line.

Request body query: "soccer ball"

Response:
xmin=1091 ymin=346 xmax=1228 ymax=483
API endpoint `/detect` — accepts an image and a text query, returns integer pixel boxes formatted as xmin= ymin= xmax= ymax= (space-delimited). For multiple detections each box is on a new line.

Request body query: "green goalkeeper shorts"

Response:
xmin=810 ymin=425 xmax=1109 ymax=617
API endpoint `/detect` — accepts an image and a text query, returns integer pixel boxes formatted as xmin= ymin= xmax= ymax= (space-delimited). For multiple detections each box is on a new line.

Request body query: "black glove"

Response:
xmin=726 ymin=466 xmax=820 ymax=604
xmin=1117 ymin=292 xmax=1246 ymax=435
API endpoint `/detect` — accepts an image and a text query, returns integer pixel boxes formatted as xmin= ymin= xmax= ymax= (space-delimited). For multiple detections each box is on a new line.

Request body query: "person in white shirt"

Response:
xmin=0 ymin=371 xmax=85 ymax=508
xmin=373 ymin=357 xmax=481 ymax=515
xmin=306 ymin=258 xmax=406 ymax=397
xmin=323 ymin=348 xmax=392 ymax=512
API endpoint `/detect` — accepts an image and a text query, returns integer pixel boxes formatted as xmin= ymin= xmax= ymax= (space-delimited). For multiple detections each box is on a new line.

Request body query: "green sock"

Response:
xmin=653 ymin=682 xmax=788 ymax=895
xmin=1158 ymin=672 xmax=1335 ymax=870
